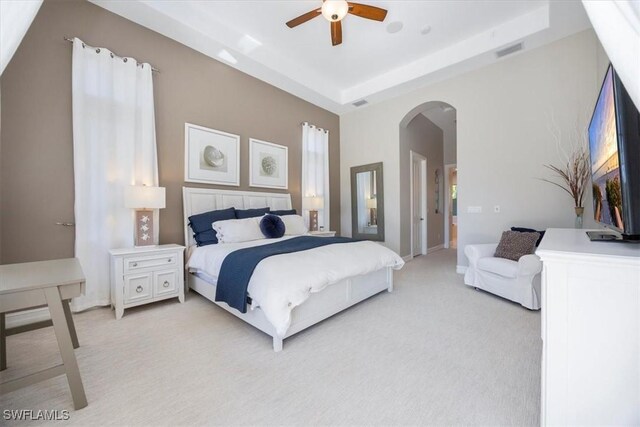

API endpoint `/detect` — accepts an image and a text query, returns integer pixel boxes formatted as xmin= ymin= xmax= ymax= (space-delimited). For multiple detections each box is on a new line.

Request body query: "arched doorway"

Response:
xmin=399 ymin=101 xmax=457 ymax=259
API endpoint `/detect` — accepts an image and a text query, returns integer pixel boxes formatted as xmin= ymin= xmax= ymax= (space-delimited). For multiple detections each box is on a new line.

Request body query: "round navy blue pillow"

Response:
xmin=260 ymin=214 xmax=285 ymax=238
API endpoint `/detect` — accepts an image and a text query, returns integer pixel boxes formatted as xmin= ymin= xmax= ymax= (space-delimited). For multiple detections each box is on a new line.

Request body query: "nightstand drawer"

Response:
xmin=124 ymin=253 xmax=177 ymax=273
xmin=154 ymin=270 xmax=178 ymax=297
xmin=124 ymin=273 xmax=153 ymax=304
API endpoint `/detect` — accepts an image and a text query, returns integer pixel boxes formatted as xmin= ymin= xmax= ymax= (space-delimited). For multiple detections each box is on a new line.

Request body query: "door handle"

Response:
xmin=55 ymin=222 xmax=75 ymax=227
xmin=420 ymin=218 xmax=424 ymax=221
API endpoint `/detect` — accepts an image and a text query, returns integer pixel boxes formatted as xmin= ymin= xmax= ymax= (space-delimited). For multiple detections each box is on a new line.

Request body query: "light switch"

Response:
xmin=494 ymin=205 xmax=500 ymax=213
xmin=467 ymin=206 xmax=482 ymax=214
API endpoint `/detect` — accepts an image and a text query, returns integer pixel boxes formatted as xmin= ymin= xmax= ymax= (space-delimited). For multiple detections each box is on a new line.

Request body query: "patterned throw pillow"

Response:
xmin=494 ymin=230 xmax=540 ymax=261
xmin=511 ymin=227 xmax=546 ymax=246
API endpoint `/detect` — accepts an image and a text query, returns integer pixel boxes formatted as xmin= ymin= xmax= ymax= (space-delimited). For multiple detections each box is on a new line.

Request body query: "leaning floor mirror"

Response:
xmin=351 ymin=162 xmax=384 ymax=241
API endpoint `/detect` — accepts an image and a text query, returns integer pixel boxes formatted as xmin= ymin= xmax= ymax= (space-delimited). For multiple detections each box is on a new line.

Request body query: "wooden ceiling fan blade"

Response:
xmin=331 ymin=21 xmax=343 ymax=46
xmin=286 ymin=9 xmax=321 ymax=28
xmin=348 ymin=2 xmax=388 ymax=21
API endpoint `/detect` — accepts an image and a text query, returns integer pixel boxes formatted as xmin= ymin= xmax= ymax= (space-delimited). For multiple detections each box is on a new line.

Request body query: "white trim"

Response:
xmin=249 ymin=138 xmax=289 ymax=190
xmin=443 ymin=163 xmax=457 ymax=249
xmin=182 ymin=187 xmax=292 ymax=247
xmin=456 ymin=265 xmax=468 ymax=275
xmin=402 ymin=254 xmax=414 ymax=262
xmin=427 ymin=244 xmax=444 ymax=254
xmin=184 ymin=123 xmax=240 ymax=186
xmin=409 ymin=151 xmax=428 ymax=258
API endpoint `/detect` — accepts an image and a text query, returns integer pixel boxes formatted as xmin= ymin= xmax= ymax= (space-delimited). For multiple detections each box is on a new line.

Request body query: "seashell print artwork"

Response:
xmin=203 ymin=145 xmax=225 ymax=168
xmin=261 ymin=155 xmax=278 ymax=177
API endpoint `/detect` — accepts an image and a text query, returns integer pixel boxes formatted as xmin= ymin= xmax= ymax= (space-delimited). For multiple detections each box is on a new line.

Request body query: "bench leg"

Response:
xmin=0 ymin=313 xmax=6 ymax=371
xmin=62 ymin=300 xmax=79 ymax=349
xmin=44 ymin=287 xmax=87 ymax=410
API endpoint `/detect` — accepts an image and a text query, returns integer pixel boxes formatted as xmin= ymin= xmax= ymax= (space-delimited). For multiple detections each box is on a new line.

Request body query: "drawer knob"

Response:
xmin=168 ymin=259 xmax=172 ymax=262
xmin=136 ymin=285 xmax=143 ymax=293
xmin=163 ymin=281 xmax=170 ymax=288
xmin=132 ymin=262 xmax=138 ymax=267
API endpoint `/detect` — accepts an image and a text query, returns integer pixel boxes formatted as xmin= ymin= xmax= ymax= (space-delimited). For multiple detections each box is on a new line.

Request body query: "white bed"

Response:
xmin=182 ymin=187 xmax=404 ymax=351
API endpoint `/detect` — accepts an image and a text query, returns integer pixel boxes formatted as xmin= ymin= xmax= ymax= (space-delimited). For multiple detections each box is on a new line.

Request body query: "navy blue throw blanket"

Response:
xmin=216 ymin=236 xmax=354 ymax=313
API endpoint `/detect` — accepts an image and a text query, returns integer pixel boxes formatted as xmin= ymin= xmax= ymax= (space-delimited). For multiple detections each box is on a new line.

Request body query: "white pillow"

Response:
xmin=281 ymin=215 xmax=308 ymax=236
xmin=212 ymin=217 xmax=265 ymax=243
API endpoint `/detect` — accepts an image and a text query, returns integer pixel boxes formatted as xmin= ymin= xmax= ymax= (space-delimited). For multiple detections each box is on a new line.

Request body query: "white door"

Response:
xmin=410 ymin=151 xmax=427 ymax=257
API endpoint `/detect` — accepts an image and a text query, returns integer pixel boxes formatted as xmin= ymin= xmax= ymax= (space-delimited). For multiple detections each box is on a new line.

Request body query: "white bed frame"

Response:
xmin=182 ymin=187 xmax=394 ymax=352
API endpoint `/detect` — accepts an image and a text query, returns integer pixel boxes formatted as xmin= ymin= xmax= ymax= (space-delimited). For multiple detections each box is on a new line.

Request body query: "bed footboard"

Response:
xmin=189 ymin=266 xmax=394 ymax=352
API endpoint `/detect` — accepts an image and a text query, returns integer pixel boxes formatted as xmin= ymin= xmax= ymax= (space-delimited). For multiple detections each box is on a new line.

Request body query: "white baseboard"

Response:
xmin=5 ymin=307 xmax=51 ymax=328
xmin=402 ymin=255 xmax=413 ymax=262
xmin=427 ymin=244 xmax=444 ymax=254
xmin=456 ymin=265 xmax=468 ymax=275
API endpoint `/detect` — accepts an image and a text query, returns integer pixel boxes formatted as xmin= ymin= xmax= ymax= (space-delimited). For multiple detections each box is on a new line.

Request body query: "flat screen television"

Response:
xmin=588 ymin=64 xmax=640 ymax=242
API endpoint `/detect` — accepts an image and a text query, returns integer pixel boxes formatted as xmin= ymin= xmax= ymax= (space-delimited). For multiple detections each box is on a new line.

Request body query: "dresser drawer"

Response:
xmin=124 ymin=273 xmax=153 ymax=304
xmin=124 ymin=252 xmax=178 ymax=273
xmin=154 ymin=270 xmax=178 ymax=297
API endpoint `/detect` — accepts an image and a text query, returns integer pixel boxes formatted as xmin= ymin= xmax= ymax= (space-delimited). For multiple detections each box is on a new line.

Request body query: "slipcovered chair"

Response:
xmin=464 ymin=243 xmax=542 ymax=310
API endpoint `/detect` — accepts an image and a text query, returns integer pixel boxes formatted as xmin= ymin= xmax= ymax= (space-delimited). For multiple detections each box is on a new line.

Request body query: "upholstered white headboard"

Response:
xmin=182 ymin=187 xmax=292 ymax=247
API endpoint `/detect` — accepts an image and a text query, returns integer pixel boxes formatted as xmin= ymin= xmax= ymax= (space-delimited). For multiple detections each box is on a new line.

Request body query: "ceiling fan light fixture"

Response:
xmin=321 ymin=0 xmax=349 ymax=22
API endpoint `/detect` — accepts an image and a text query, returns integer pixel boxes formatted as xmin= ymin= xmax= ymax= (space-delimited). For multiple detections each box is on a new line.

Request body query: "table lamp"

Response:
xmin=303 ymin=196 xmax=324 ymax=232
xmin=124 ymin=185 xmax=166 ymax=246
xmin=366 ymin=197 xmax=377 ymax=226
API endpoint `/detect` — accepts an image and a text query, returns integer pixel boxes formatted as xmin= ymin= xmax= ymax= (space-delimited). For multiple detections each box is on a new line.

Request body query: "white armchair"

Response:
xmin=464 ymin=243 xmax=542 ymax=310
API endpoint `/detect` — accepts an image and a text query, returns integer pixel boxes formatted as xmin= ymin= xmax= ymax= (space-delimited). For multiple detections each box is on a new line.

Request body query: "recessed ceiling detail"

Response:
xmin=386 ymin=21 xmax=403 ymax=34
xmin=89 ymin=0 xmax=592 ymax=114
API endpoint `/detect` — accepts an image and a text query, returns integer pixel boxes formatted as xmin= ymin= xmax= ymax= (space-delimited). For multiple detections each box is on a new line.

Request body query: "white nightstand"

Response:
xmin=309 ymin=231 xmax=337 ymax=237
xmin=109 ymin=244 xmax=185 ymax=319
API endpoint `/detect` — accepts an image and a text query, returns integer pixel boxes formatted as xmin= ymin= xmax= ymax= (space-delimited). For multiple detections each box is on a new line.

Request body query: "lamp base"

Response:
xmin=134 ymin=209 xmax=155 ymax=246
xmin=309 ymin=210 xmax=319 ymax=232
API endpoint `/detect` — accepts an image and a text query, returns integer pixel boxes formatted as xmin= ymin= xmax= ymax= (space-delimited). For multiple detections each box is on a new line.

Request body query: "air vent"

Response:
xmin=352 ymin=99 xmax=368 ymax=107
xmin=496 ymin=42 xmax=523 ymax=58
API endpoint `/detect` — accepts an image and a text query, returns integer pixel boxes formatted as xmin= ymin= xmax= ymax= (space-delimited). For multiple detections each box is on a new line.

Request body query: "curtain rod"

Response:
xmin=64 ymin=37 xmax=160 ymax=73
xmin=301 ymin=122 xmax=329 ymax=133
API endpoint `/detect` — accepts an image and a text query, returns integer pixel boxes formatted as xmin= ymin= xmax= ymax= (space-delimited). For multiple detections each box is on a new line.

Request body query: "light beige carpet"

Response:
xmin=1 ymin=250 xmax=541 ymax=426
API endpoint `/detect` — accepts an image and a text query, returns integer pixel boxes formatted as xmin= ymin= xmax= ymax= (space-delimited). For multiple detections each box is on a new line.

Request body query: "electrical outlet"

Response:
xmin=494 ymin=205 xmax=500 ymax=213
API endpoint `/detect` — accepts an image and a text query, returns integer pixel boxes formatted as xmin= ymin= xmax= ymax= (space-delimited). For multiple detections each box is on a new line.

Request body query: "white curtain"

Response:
xmin=302 ymin=123 xmax=330 ymax=229
xmin=582 ymin=0 xmax=640 ymax=110
xmin=0 ymin=0 xmax=43 ymax=75
xmin=72 ymin=38 xmax=158 ymax=311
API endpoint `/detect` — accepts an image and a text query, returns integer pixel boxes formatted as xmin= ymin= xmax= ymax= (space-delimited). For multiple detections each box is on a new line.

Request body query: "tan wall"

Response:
xmin=0 ymin=0 xmax=340 ymax=264
xmin=399 ymin=114 xmax=445 ymax=257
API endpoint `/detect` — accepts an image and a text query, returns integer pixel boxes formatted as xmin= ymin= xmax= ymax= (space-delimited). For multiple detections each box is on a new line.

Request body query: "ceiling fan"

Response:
xmin=286 ymin=0 xmax=388 ymax=46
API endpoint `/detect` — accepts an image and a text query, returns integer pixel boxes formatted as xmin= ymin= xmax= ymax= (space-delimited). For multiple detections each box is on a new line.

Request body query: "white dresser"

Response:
xmin=109 ymin=244 xmax=185 ymax=319
xmin=536 ymin=229 xmax=640 ymax=425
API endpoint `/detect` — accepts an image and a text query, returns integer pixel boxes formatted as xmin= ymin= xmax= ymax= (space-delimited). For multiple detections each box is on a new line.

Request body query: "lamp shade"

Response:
xmin=124 ymin=186 xmax=166 ymax=209
xmin=321 ymin=0 xmax=349 ymax=22
xmin=366 ymin=197 xmax=377 ymax=209
xmin=303 ymin=196 xmax=324 ymax=210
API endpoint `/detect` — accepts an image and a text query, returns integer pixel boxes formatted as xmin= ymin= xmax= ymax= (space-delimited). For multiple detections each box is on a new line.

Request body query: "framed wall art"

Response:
xmin=184 ymin=123 xmax=240 ymax=186
xmin=249 ymin=138 xmax=288 ymax=190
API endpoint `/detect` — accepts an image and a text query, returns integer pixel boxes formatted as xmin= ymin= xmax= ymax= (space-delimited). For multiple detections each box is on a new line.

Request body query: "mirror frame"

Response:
xmin=350 ymin=162 xmax=385 ymax=242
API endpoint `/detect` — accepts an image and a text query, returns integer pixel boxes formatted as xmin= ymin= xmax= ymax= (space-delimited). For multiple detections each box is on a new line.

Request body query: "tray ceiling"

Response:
xmin=90 ymin=0 xmax=592 ymax=114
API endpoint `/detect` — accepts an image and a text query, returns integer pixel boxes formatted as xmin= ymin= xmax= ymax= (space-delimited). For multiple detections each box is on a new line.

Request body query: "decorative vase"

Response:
xmin=574 ymin=206 xmax=584 ymax=229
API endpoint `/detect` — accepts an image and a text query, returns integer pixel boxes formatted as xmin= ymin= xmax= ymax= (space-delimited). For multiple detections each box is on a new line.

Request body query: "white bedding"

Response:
xmin=186 ymin=237 xmax=404 ymax=336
